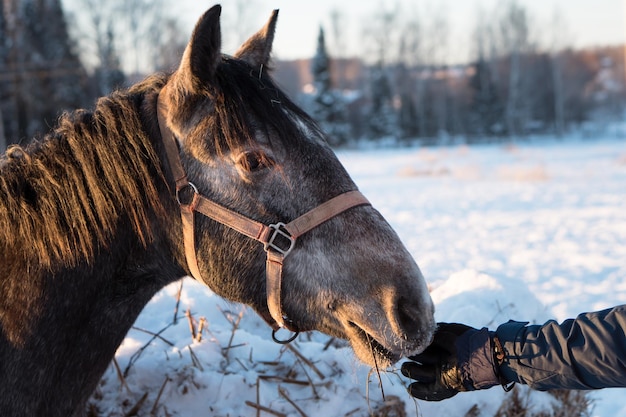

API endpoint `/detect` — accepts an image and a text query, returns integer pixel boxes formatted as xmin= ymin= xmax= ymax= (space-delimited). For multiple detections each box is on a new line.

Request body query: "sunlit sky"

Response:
xmin=176 ymin=0 xmax=625 ymax=63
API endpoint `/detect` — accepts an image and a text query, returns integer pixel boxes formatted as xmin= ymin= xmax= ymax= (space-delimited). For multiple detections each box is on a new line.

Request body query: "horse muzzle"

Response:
xmin=331 ymin=286 xmax=436 ymax=368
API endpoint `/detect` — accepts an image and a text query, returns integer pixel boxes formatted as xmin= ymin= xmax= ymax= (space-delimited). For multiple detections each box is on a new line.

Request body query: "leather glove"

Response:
xmin=401 ymin=323 xmax=504 ymax=401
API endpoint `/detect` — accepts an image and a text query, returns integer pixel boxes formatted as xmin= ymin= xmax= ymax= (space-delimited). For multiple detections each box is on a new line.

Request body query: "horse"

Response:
xmin=0 ymin=5 xmax=435 ymax=416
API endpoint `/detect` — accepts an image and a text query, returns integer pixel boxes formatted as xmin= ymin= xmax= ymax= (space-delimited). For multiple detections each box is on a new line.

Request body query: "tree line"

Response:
xmin=302 ymin=43 xmax=624 ymax=146
xmin=1 ymin=0 xmax=624 ymax=151
xmin=301 ymin=2 xmax=625 ymax=146
xmin=0 ymin=0 xmax=186 ymax=150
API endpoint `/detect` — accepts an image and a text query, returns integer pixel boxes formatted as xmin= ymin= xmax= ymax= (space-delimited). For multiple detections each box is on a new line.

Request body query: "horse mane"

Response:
xmin=0 ymin=75 xmax=167 ymax=271
xmin=0 ymin=58 xmax=321 ymax=272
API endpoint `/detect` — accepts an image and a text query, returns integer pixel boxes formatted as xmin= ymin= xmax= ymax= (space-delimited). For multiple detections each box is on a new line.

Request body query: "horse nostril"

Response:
xmin=395 ymin=296 xmax=423 ymax=339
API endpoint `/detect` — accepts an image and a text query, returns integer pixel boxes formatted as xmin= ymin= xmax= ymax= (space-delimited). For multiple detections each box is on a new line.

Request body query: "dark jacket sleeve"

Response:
xmin=496 ymin=305 xmax=626 ymax=390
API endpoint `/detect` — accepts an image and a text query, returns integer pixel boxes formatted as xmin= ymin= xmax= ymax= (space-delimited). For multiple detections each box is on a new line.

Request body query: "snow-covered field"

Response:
xmin=89 ymin=137 xmax=626 ymax=417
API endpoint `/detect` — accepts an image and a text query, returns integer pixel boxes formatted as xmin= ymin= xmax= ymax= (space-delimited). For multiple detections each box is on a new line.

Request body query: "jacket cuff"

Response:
xmin=495 ymin=320 xmax=530 ymax=384
xmin=457 ymin=327 xmax=501 ymax=390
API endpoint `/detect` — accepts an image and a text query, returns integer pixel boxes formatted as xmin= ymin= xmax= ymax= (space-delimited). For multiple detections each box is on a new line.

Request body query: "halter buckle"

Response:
xmin=264 ymin=222 xmax=295 ymax=256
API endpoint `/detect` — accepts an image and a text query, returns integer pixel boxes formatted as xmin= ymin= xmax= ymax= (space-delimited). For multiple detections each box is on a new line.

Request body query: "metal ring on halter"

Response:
xmin=272 ymin=328 xmax=299 ymax=344
xmin=176 ymin=182 xmax=199 ymax=206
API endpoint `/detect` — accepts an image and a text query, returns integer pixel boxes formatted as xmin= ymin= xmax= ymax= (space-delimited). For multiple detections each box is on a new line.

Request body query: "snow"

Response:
xmin=90 ymin=137 xmax=626 ymax=416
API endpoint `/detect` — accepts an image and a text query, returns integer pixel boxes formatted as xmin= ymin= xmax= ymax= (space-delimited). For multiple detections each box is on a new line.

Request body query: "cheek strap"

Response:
xmin=156 ymin=90 xmax=370 ymax=338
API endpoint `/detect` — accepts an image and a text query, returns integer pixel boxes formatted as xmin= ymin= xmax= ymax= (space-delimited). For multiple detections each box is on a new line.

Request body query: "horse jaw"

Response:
xmin=339 ymin=280 xmax=435 ymax=368
xmin=282 ymin=221 xmax=436 ymax=368
xmin=338 ymin=276 xmax=435 ymax=368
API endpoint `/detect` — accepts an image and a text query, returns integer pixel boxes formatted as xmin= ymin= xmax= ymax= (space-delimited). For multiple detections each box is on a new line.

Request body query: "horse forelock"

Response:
xmin=170 ymin=57 xmax=322 ymax=158
xmin=0 ymin=76 xmax=166 ymax=271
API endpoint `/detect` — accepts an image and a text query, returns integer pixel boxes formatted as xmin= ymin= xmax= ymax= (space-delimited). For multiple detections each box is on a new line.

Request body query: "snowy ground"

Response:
xmin=89 ymin=137 xmax=626 ymax=417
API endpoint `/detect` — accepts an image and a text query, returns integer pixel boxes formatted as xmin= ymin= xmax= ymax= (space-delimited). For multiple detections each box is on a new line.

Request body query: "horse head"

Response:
xmin=157 ymin=5 xmax=435 ymax=367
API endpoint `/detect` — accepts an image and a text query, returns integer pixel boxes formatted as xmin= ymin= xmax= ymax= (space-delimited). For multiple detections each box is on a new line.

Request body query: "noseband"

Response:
xmin=156 ymin=91 xmax=370 ymax=343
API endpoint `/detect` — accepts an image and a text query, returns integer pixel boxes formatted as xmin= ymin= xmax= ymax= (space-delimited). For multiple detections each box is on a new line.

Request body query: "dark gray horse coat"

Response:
xmin=0 ymin=6 xmax=434 ymax=416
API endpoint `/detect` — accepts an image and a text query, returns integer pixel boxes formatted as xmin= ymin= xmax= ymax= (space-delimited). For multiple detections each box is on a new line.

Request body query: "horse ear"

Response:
xmin=234 ymin=9 xmax=279 ymax=68
xmin=176 ymin=5 xmax=222 ymax=92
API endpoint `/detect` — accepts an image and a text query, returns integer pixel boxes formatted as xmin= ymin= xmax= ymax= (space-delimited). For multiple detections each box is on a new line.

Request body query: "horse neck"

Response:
xmin=0 ymin=97 xmax=186 ymax=415
xmin=0 ymin=229 xmax=182 ymax=416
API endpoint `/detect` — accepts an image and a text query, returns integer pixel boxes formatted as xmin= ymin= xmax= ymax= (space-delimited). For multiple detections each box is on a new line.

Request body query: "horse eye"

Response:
xmin=239 ymin=151 xmax=272 ymax=172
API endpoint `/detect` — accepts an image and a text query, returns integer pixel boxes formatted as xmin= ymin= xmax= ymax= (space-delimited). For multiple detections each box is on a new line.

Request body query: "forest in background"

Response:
xmin=1 ymin=0 xmax=624 ymax=151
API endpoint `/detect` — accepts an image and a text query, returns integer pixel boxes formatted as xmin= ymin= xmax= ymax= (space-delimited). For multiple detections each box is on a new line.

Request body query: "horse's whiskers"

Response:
xmin=365 ymin=333 xmax=386 ymax=402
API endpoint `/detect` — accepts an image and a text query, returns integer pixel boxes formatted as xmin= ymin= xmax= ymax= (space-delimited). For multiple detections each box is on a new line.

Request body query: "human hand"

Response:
xmin=401 ymin=323 xmax=501 ymax=401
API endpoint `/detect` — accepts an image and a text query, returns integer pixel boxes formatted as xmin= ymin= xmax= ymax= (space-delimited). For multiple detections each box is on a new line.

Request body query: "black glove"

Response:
xmin=401 ymin=323 xmax=503 ymax=401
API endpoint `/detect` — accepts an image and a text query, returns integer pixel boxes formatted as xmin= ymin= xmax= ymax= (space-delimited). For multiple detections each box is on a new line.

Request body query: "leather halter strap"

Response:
xmin=156 ymin=91 xmax=370 ymax=334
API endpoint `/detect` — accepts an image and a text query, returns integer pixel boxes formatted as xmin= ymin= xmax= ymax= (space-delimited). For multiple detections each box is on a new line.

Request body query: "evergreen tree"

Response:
xmin=366 ymin=63 xmax=396 ymax=141
xmin=395 ymin=62 xmax=419 ymax=140
xmin=311 ymin=26 xmax=350 ymax=147
xmin=398 ymin=92 xmax=418 ymax=139
xmin=468 ymin=57 xmax=503 ymax=139
xmin=0 ymin=0 xmax=88 ymax=146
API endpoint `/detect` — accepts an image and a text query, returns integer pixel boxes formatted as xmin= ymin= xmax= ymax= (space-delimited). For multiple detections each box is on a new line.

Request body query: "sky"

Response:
xmin=177 ymin=0 xmax=626 ymax=63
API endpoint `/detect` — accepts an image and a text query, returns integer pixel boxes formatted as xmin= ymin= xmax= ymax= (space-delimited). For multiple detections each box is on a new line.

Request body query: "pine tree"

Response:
xmin=398 ymin=92 xmax=418 ymax=139
xmin=396 ymin=62 xmax=419 ymax=140
xmin=468 ymin=57 xmax=503 ymax=139
xmin=311 ymin=26 xmax=350 ymax=147
xmin=0 ymin=0 xmax=88 ymax=146
xmin=366 ymin=63 xmax=396 ymax=141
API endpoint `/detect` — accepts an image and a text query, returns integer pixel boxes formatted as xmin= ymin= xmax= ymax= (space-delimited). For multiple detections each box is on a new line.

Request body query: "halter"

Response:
xmin=156 ymin=90 xmax=370 ymax=343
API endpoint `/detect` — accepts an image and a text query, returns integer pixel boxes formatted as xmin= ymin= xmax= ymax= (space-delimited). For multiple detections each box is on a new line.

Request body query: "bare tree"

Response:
xmin=394 ymin=4 xmax=423 ymax=140
xmin=67 ymin=0 xmax=183 ymax=76
xmin=548 ymin=7 xmax=569 ymax=136
xmin=364 ymin=4 xmax=401 ymax=66
xmin=400 ymin=7 xmax=426 ymax=138
xmin=329 ymin=7 xmax=347 ymax=90
xmin=0 ymin=107 xmax=5 ymax=151
xmin=0 ymin=2 xmax=5 ymax=150
xmin=468 ymin=5 xmax=504 ymax=138
xmin=361 ymin=4 xmax=401 ymax=141
xmin=70 ymin=0 xmax=125 ymax=94
xmin=329 ymin=8 xmax=347 ymax=58
xmin=123 ymin=0 xmax=148 ymax=74
xmin=220 ymin=0 xmax=261 ymax=53
xmin=1 ymin=0 xmax=27 ymax=145
xmin=497 ymin=0 xmax=534 ymax=137
xmin=427 ymin=3 xmax=450 ymax=139
xmin=151 ymin=17 xmax=187 ymax=72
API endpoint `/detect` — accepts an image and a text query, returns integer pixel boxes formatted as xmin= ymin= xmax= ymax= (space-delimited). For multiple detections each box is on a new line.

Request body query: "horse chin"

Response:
xmin=343 ymin=322 xmax=404 ymax=368
xmin=293 ymin=304 xmax=435 ymax=368
xmin=341 ymin=318 xmax=434 ymax=368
